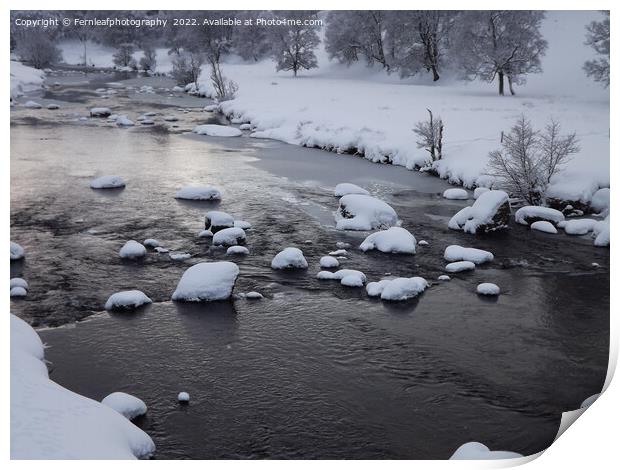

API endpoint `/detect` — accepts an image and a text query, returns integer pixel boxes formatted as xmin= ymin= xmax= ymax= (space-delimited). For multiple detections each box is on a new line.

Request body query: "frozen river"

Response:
xmin=10 ymin=73 xmax=609 ymax=459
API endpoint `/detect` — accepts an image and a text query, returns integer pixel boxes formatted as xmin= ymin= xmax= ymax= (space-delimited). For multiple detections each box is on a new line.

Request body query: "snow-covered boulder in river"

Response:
xmin=590 ymin=188 xmax=610 ymax=214
xmin=317 ymin=269 xmax=367 ymax=287
xmin=592 ymin=216 xmax=610 ymax=247
xmin=443 ymin=188 xmax=469 ymax=200
xmin=23 ymin=100 xmax=42 ymax=109
xmin=320 ymin=256 xmax=339 ymax=268
xmin=366 ymin=277 xmax=428 ymax=301
xmin=212 ymin=227 xmax=246 ymax=246
xmin=90 ymin=107 xmax=112 ymax=117
xmin=531 ymin=221 xmax=558 ymax=234
xmin=564 ymin=219 xmax=597 ymax=235
xmin=359 ymin=227 xmax=416 ymax=254
xmin=175 ymin=186 xmax=222 ymax=201
xmin=119 ymin=240 xmax=147 ymax=259
xmin=450 ymin=442 xmax=522 ymax=460
xmin=474 ymin=187 xmax=490 ymax=199
xmin=10 ymin=278 xmax=29 ymax=290
xmin=11 ymin=241 xmax=25 ymax=260
xmin=205 ymin=210 xmax=235 ymax=233
xmin=193 ymin=124 xmax=242 ymax=137
xmin=335 ymin=194 xmax=399 ymax=231
xmin=90 ymin=175 xmax=126 ymax=189
xmin=105 ymin=290 xmax=152 ymax=311
xmin=515 ymin=206 xmax=565 ymax=226
xmin=444 ymin=245 xmax=493 ymax=264
xmin=445 ymin=261 xmax=476 ymax=273
xmin=143 ymin=238 xmax=160 ymax=248
xmin=10 ymin=314 xmax=155 ymax=459
xmin=334 ymin=183 xmax=369 ymax=197
xmin=116 ymin=115 xmax=134 ymax=127
xmin=101 ymin=392 xmax=147 ymax=420
xmin=10 ymin=286 xmax=27 ymax=297
xmin=271 ymin=248 xmax=308 ymax=269
xmin=172 ymin=261 xmax=239 ymax=301
xmin=234 ymin=220 xmax=252 ymax=229
xmin=477 ymin=283 xmax=500 ymax=296
xmin=448 ymin=190 xmax=510 ymax=234
xmin=227 ymin=245 xmax=249 ymax=255
xmin=46 ymin=103 xmax=60 ymax=110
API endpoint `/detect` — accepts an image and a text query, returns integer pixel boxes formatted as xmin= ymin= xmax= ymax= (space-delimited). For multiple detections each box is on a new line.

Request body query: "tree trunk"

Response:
xmin=508 ymin=75 xmax=516 ymax=95
xmin=498 ymin=71 xmax=505 ymax=96
xmin=431 ymin=64 xmax=440 ymax=81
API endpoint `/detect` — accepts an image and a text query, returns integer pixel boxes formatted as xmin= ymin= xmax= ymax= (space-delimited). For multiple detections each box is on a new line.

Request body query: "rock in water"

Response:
xmin=172 ymin=262 xmax=239 ymax=301
xmin=359 ymin=227 xmax=416 ymax=254
xmin=271 ymin=248 xmax=308 ymax=269
xmin=335 ymin=194 xmax=399 ymax=231
xmin=101 ymin=392 xmax=147 ymax=420
xmin=105 ymin=290 xmax=152 ymax=311
xmin=205 ymin=211 xmax=235 ymax=233
xmin=448 ymin=190 xmax=510 ymax=234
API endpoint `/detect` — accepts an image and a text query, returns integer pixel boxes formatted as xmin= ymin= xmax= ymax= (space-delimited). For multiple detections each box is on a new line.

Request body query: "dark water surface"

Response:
xmin=10 ymin=78 xmax=609 ymax=459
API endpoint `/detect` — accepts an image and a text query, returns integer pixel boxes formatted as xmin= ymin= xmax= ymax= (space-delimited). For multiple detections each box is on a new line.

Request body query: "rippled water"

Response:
xmin=10 ymin=77 xmax=609 ymax=459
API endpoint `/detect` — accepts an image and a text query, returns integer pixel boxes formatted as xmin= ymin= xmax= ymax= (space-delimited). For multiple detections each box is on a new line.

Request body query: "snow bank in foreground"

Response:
xmin=366 ymin=277 xmax=428 ymax=301
xmin=175 ymin=186 xmax=222 ymax=201
xmin=444 ymin=245 xmax=493 ymax=264
xmin=359 ymin=227 xmax=416 ymax=254
xmin=448 ymin=190 xmax=510 ymax=234
xmin=515 ymin=206 xmax=565 ymax=225
xmin=105 ymin=290 xmax=152 ymax=311
xmin=334 ymin=183 xmax=369 ymax=197
xmin=335 ymin=194 xmax=399 ymax=231
xmin=10 ymin=61 xmax=45 ymax=98
xmin=271 ymin=248 xmax=308 ymax=269
xmin=11 ymin=242 xmax=25 ymax=260
xmin=172 ymin=261 xmax=239 ymax=301
xmin=450 ymin=442 xmax=522 ymax=460
xmin=90 ymin=175 xmax=126 ymax=189
xmin=11 ymin=314 xmax=155 ymax=459
xmin=101 ymin=392 xmax=147 ymax=420
xmin=193 ymin=125 xmax=242 ymax=137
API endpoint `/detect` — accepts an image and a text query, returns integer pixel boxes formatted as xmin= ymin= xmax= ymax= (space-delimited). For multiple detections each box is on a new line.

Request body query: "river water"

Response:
xmin=10 ymin=73 xmax=609 ymax=459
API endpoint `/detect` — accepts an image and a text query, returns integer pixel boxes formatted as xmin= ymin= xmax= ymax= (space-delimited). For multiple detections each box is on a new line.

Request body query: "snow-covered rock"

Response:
xmin=119 ymin=241 xmax=147 ymax=259
xmin=198 ymin=229 xmax=213 ymax=238
xmin=101 ymin=392 xmax=147 ymax=420
xmin=564 ymin=219 xmax=597 ymax=235
xmin=46 ymin=103 xmax=60 ymax=110
xmin=319 ymin=256 xmax=340 ymax=268
xmin=317 ymin=269 xmax=367 ymax=287
xmin=245 ymin=291 xmax=264 ymax=299
xmin=116 ymin=115 xmax=134 ymax=127
xmin=239 ymin=123 xmax=252 ymax=130
xmin=443 ymin=188 xmax=469 ymax=200
xmin=204 ymin=104 xmax=219 ymax=112
xmin=24 ymin=100 xmax=42 ymax=109
xmin=10 ymin=314 xmax=155 ymax=459
xmin=163 ymin=115 xmax=178 ymax=122
xmin=359 ymin=227 xmax=416 ymax=254
xmin=11 ymin=241 xmax=25 ymax=260
xmin=10 ymin=61 xmax=45 ymax=98
xmin=443 ymin=245 xmax=493 ymax=264
xmin=474 ymin=187 xmax=490 ymax=199
xmin=143 ymin=239 xmax=160 ymax=248
xmin=212 ymin=227 xmax=246 ymax=246
xmin=477 ymin=283 xmax=500 ymax=296
xmin=329 ymin=249 xmax=347 ymax=256
xmin=193 ymin=124 xmax=242 ymax=137
xmin=105 ymin=290 xmax=152 ymax=311
xmin=175 ymin=186 xmax=222 ymax=201
xmin=154 ymin=247 xmax=169 ymax=253
xmin=530 ymin=221 xmax=558 ymax=233
xmin=366 ymin=277 xmax=428 ymax=301
xmin=169 ymin=252 xmax=191 ymax=261
xmin=172 ymin=261 xmax=239 ymax=301
xmin=177 ymin=392 xmax=190 ymax=403
xmin=418 ymin=240 xmax=429 ymax=246
xmin=438 ymin=275 xmax=451 ymax=281
xmin=335 ymin=194 xmax=399 ymax=231
xmin=10 ymin=278 xmax=29 ymax=290
xmin=590 ymin=188 xmax=610 ymax=213
xmin=271 ymin=248 xmax=308 ymax=269
xmin=445 ymin=261 xmax=476 ymax=273
xmin=450 ymin=442 xmax=523 ymax=460
xmin=592 ymin=216 xmax=610 ymax=247
xmin=205 ymin=211 xmax=235 ymax=233
xmin=334 ymin=183 xmax=369 ymax=197
xmin=234 ymin=220 xmax=252 ymax=229
xmin=227 ymin=245 xmax=249 ymax=255
xmin=448 ymin=190 xmax=510 ymax=234
xmin=515 ymin=206 xmax=565 ymax=225
xmin=90 ymin=175 xmax=126 ymax=189
xmin=89 ymin=107 xmax=112 ymax=117
xmin=10 ymin=286 xmax=28 ymax=297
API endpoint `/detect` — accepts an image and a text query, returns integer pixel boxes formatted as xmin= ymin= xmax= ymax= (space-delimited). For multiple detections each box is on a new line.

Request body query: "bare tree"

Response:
xmin=271 ymin=11 xmax=320 ymax=76
xmin=139 ymin=46 xmax=157 ymax=72
xmin=113 ymin=43 xmax=137 ymax=69
xmin=414 ymin=109 xmax=444 ymax=163
xmin=14 ymin=30 xmax=62 ymax=69
xmin=584 ymin=11 xmax=610 ymax=88
xmin=487 ymin=116 xmax=579 ymax=204
xmin=171 ymin=50 xmax=204 ymax=87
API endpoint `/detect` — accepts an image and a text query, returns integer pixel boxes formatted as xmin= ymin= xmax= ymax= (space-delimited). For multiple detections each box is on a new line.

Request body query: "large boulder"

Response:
xmin=335 ymin=194 xmax=399 ymax=231
xmin=172 ymin=261 xmax=239 ymax=301
xmin=205 ymin=211 xmax=235 ymax=233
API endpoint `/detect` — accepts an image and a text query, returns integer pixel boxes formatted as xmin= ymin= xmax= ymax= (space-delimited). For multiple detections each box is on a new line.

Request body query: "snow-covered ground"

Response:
xmin=10 ymin=61 xmax=45 ymax=98
xmin=10 ymin=314 xmax=155 ymax=459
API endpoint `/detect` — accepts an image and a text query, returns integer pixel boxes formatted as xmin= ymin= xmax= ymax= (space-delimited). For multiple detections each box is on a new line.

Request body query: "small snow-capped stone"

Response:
xmin=227 ymin=245 xmax=249 ymax=255
xmin=143 ymin=238 xmax=160 ymax=248
xmin=271 ymin=248 xmax=308 ymax=269
xmin=23 ymin=100 xmax=42 ymax=109
xmin=140 ymin=119 xmax=154 ymax=125
xmin=336 ymin=241 xmax=350 ymax=249
xmin=175 ymin=186 xmax=222 ymax=201
xmin=336 ymin=194 xmax=399 ymax=231
xmin=329 ymin=249 xmax=347 ymax=256
xmin=564 ymin=219 xmax=597 ymax=235
xmin=163 ymin=115 xmax=178 ymax=122
xmin=169 ymin=252 xmax=191 ymax=261
xmin=366 ymin=277 xmax=428 ymax=301
xmin=116 ymin=115 xmax=134 ymax=127
xmin=119 ymin=240 xmax=147 ymax=259
xmin=205 ymin=211 xmax=235 ymax=232
xmin=10 ymin=278 xmax=29 ymax=290
xmin=530 ymin=221 xmax=557 ymax=234
xmin=473 ymin=187 xmax=490 ymax=199
xmin=316 ymin=269 xmax=366 ymax=287
xmin=90 ymin=175 xmax=126 ymax=189
xmin=515 ymin=206 xmax=565 ymax=225
xmin=450 ymin=442 xmax=522 ymax=460
xmin=239 ymin=123 xmax=252 ymax=131
xmin=105 ymin=290 xmax=152 ymax=311
xmin=591 ymin=262 xmax=600 ymax=268
xmin=154 ymin=246 xmax=169 ymax=253
xmin=444 ymin=245 xmax=493 ymax=264
xmin=245 ymin=291 xmax=264 ymax=299
xmin=320 ymin=256 xmax=339 ymax=268
xmin=445 ymin=261 xmax=476 ymax=273
xmin=234 ymin=220 xmax=252 ymax=229
xmin=443 ymin=188 xmax=469 ymax=200
xmin=172 ymin=261 xmax=239 ymax=301
xmin=10 ymin=286 xmax=28 ymax=297
xmin=418 ymin=240 xmax=429 ymax=246
xmin=198 ymin=229 xmax=213 ymax=238
xmin=359 ymin=227 xmax=416 ymax=254
xmin=334 ymin=183 xmax=369 ymax=197
xmin=46 ymin=103 xmax=60 ymax=110
xmin=212 ymin=227 xmax=246 ymax=246
xmin=101 ymin=392 xmax=147 ymax=420
xmin=438 ymin=275 xmax=451 ymax=281
xmin=477 ymin=283 xmax=500 ymax=296
xmin=11 ymin=242 xmax=25 ymax=260
xmin=193 ymin=124 xmax=242 ymax=137
xmin=178 ymin=392 xmax=190 ymax=402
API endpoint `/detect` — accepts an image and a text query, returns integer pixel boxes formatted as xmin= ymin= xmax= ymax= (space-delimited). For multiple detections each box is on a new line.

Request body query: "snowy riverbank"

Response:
xmin=10 ymin=61 xmax=45 ymax=99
